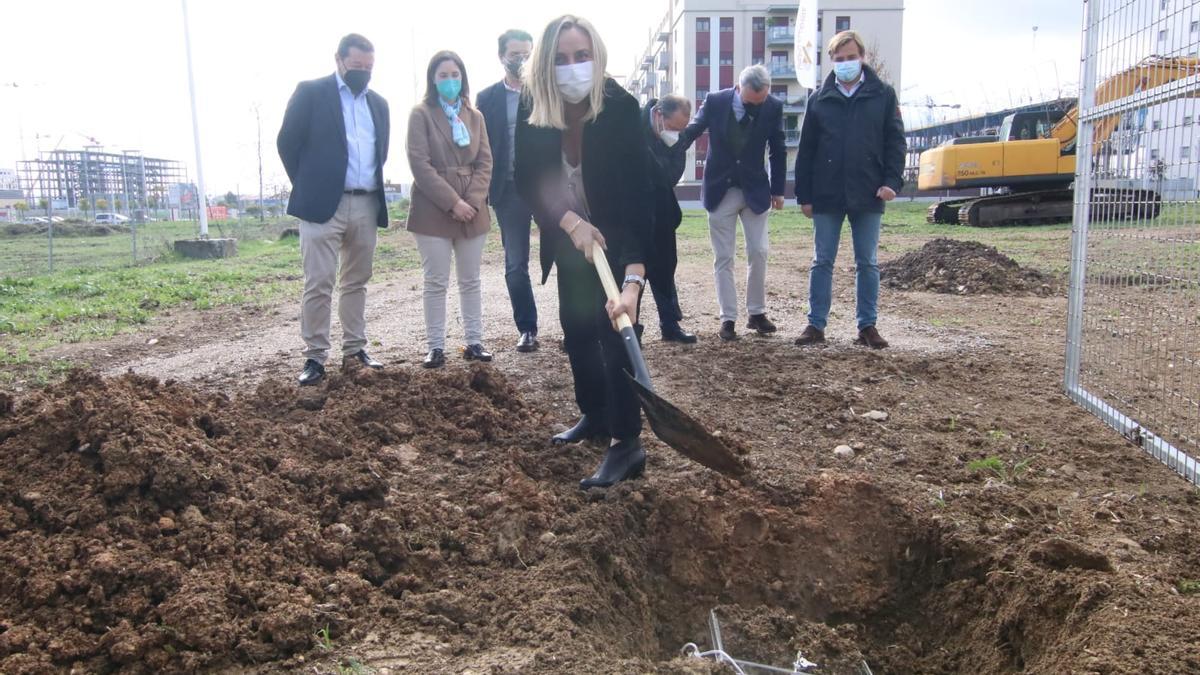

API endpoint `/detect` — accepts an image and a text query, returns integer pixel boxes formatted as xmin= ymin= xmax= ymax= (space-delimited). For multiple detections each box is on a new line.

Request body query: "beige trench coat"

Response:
xmin=404 ymin=101 xmax=493 ymax=238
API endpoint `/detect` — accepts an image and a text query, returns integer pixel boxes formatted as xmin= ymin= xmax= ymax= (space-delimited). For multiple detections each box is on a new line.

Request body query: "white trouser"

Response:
xmin=412 ymin=231 xmax=488 ymax=351
xmin=299 ymin=193 xmax=379 ymax=364
xmin=707 ymin=188 xmax=770 ymax=322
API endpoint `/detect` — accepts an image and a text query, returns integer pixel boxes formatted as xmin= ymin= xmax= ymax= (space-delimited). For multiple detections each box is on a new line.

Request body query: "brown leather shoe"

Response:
xmin=794 ymin=325 xmax=826 ymax=346
xmin=746 ymin=313 xmax=778 ymax=335
xmin=855 ymin=326 xmax=889 ymax=349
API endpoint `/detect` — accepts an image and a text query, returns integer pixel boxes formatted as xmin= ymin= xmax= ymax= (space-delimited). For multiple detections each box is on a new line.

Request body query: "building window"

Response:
xmin=1186 ymin=115 xmax=1194 ymax=126
xmin=1150 ymin=148 xmax=1160 ymax=160
xmin=836 ymin=16 xmax=851 ymax=32
xmin=1161 ymin=0 xmax=1169 ymax=9
xmin=817 ymin=16 xmax=822 ymax=31
xmin=751 ymin=56 xmax=765 ymax=65
xmin=719 ymin=52 xmax=733 ymax=65
xmin=696 ymin=89 xmax=709 ymax=101
xmin=697 ymin=53 xmax=710 ymax=65
xmin=753 ymin=17 xmax=765 ymax=32
xmin=1152 ymin=119 xmax=1162 ymax=130
xmin=1182 ymin=146 xmax=1191 ymax=160
xmin=1159 ymin=29 xmax=1168 ymax=42
xmin=720 ymin=17 xmax=734 ymax=32
xmin=696 ymin=18 xmax=710 ymax=32
xmin=1191 ymin=20 xmax=1199 ymax=33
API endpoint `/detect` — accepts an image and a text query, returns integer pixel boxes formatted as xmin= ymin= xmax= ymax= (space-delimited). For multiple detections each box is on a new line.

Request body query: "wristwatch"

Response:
xmin=622 ymin=274 xmax=646 ymax=290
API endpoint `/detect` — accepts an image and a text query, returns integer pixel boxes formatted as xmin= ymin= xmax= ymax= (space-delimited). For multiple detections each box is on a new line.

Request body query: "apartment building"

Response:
xmin=625 ymin=0 xmax=904 ymax=191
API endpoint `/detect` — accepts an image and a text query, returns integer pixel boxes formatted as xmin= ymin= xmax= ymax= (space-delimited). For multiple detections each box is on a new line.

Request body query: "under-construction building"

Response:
xmin=16 ymin=148 xmax=192 ymax=215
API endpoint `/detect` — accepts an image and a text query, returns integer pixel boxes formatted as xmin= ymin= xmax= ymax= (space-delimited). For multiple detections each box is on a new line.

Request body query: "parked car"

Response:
xmin=95 ymin=213 xmax=130 ymax=225
xmin=25 ymin=216 xmax=49 ymax=224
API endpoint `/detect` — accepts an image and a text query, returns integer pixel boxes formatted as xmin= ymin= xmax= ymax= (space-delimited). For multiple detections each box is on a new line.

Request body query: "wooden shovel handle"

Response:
xmin=590 ymin=241 xmax=634 ymax=331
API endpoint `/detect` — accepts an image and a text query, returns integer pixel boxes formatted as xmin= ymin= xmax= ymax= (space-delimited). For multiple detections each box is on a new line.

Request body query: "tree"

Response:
xmin=38 ymin=198 xmax=48 ymax=210
xmin=95 ymin=198 xmax=109 ymax=210
xmin=865 ymin=38 xmax=893 ymax=86
xmin=224 ymin=191 xmax=239 ymax=207
xmin=13 ymin=202 xmax=28 ymax=216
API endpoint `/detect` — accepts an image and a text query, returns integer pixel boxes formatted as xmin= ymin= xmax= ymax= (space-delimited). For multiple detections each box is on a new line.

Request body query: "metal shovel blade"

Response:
xmin=626 ymin=372 xmax=746 ymax=476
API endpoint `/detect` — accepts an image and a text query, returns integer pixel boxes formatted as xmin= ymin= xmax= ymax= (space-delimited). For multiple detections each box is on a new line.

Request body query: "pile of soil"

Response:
xmin=2 ymin=361 xmax=1198 ymax=673
xmin=881 ymin=238 xmax=1056 ymax=295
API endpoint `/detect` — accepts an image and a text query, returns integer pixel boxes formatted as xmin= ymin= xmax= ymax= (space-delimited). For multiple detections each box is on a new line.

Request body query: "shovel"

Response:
xmin=590 ymin=242 xmax=746 ymax=477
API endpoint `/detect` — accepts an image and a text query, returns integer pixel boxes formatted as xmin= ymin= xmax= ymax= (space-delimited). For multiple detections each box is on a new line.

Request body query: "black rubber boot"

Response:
xmin=551 ymin=414 xmax=608 ymax=445
xmin=579 ymin=438 xmax=646 ymax=489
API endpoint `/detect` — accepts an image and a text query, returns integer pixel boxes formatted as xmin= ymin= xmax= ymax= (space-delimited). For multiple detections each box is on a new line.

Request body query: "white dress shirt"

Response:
xmin=336 ymin=71 xmax=378 ymax=191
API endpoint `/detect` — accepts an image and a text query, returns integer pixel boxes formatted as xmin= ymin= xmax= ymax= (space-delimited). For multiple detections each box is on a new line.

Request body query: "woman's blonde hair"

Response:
xmin=827 ymin=30 xmax=866 ymax=58
xmin=524 ymin=15 xmax=608 ymax=129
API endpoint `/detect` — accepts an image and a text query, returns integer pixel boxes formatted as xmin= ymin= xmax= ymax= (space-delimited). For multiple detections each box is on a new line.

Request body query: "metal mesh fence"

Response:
xmin=1 ymin=215 xmax=286 ymax=278
xmin=1066 ymin=0 xmax=1200 ymax=484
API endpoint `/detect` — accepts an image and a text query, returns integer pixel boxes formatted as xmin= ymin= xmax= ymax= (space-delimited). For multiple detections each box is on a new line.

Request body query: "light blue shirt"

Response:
xmin=336 ymin=71 xmax=378 ymax=191
xmin=733 ymin=88 xmax=747 ymax=121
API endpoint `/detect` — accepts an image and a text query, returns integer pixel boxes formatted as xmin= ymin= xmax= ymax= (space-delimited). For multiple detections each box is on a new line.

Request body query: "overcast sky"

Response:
xmin=0 ymin=1 xmax=1085 ymax=196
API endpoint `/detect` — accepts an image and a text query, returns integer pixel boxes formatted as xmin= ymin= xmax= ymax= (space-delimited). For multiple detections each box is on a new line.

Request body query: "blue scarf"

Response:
xmin=439 ymin=97 xmax=470 ymax=147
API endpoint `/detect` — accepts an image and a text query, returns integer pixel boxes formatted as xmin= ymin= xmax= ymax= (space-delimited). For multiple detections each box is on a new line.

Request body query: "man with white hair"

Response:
xmin=679 ymin=64 xmax=786 ymax=342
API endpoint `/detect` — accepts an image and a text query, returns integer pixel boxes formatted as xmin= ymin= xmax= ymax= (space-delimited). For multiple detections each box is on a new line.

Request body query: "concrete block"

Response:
xmin=174 ymin=238 xmax=238 ymax=259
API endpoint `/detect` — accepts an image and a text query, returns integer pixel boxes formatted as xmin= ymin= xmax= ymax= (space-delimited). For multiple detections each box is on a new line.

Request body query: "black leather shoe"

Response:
xmin=661 ymin=322 xmax=698 ymax=344
xmin=346 ymin=349 xmax=383 ymax=369
xmin=423 ymin=348 xmax=445 ymax=369
xmin=580 ymin=438 xmax=646 ymax=489
xmin=516 ymin=331 xmax=539 ymax=353
xmin=463 ymin=343 xmax=493 ymax=362
xmin=719 ymin=320 xmax=739 ymax=342
xmin=297 ymin=359 xmax=325 ymax=386
xmin=747 ymin=313 xmax=778 ymax=335
xmin=551 ymin=414 xmax=608 ymax=445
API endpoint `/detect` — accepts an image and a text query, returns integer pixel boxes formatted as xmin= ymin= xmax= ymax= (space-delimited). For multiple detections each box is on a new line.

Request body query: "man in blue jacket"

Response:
xmin=278 ymin=33 xmax=390 ymax=385
xmin=794 ymin=30 xmax=905 ymax=349
xmin=477 ymin=29 xmax=539 ymax=354
xmin=680 ymin=64 xmax=786 ymax=342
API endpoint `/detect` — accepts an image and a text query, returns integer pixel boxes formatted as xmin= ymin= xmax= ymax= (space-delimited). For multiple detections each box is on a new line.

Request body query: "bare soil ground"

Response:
xmin=2 ymin=223 xmax=1199 ymax=674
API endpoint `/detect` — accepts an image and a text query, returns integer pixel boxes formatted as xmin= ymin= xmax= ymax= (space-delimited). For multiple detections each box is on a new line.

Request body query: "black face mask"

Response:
xmin=504 ymin=57 xmax=525 ymax=78
xmin=342 ymin=68 xmax=371 ymax=95
xmin=743 ymin=102 xmax=762 ymax=116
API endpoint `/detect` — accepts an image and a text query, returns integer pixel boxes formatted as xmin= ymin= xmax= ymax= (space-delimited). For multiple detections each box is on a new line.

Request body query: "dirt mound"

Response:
xmin=881 ymin=238 xmax=1056 ymax=295
xmin=2 ymin=362 xmax=1198 ymax=673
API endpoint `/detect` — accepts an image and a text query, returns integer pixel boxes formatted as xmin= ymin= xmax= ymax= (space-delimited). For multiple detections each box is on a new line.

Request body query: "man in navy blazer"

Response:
xmin=476 ymin=29 xmax=539 ymax=354
xmin=278 ymin=33 xmax=390 ymax=386
xmin=680 ymin=64 xmax=786 ymax=342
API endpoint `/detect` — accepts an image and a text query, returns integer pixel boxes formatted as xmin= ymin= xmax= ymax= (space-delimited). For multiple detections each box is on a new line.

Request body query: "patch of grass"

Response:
xmin=0 ymin=226 xmax=419 ymax=352
xmin=315 ymin=625 xmax=334 ymax=651
xmin=1178 ymin=579 xmax=1200 ymax=595
xmin=968 ymin=456 xmax=1033 ymax=484
xmin=336 ymin=658 xmax=373 ymax=675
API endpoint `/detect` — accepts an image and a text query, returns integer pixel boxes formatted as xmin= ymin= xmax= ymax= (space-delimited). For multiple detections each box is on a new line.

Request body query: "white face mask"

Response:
xmin=555 ymin=62 xmax=594 ymax=104
xmin=659 ymin=129 xmax=680 ymax=147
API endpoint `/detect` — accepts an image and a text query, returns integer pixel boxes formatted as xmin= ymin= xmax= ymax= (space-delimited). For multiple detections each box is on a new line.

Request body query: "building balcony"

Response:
xmin=769 ymin=63 xmax=797 ymax=79
xmin=785 ymin=130 xmax=801 ymax=146
xmin=772 ymin=93 xmax=806 ymax=113
xmin=766 ymin=4 xmax=794 ymax=13
xmin=657 ymin=51 xmax=670 ymax=70
xmin=767 ymin=26 xmax=794 ymax=45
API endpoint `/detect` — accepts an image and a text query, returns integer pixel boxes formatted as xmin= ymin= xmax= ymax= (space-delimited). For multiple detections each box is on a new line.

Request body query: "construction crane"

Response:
xmin=918 ymin=56 xmax=1200 ymax=227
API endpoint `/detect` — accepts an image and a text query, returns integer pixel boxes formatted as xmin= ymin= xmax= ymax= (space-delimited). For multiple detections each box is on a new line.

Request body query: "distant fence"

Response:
xmin=1065 ymin=0 xmax=1200 ymax=485
xmin=1 ymin=216 xmax=288 ymax=278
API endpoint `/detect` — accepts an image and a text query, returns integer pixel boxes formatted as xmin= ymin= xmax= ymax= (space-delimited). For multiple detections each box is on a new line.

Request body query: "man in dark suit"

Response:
xmin=680 ymin=64 xmax=786 ymax=342
xmin=278 ymin=33 xmax=390 ymax=386
xmin=639 ymin=93 xmax=697 ymax=343
xmin=477 ymin=29 xmax=539 ymax=353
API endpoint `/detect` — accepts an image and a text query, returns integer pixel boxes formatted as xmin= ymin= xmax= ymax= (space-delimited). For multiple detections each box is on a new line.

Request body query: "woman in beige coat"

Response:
xmin=406 ymin=50 xmax=494 ymax=368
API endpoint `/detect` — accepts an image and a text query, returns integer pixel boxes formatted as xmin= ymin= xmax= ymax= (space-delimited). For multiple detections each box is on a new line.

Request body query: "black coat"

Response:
xmin=642 ymin=99 xmax=686 ymax=231
xmin=679 ymin=88 xmax=786 ymax=214
xmin=277 ymin=74 xmax=390 ymax=227
xmin=793 ymin=66 xmax=906 ymax=215
xmin=515 ymin=78 xmax=652 ymax=283
xmin=476 ymin=80 xmax=516 ymax=204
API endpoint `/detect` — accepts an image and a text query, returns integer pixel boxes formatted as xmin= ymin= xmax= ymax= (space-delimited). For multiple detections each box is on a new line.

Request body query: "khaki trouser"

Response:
xmin=299 ymin=193 xmax=379 ymax=364
xmin=412 ymin=230 xmax=488 ymax=351
xmin=708 ymin=187 xmax=770 ymax=323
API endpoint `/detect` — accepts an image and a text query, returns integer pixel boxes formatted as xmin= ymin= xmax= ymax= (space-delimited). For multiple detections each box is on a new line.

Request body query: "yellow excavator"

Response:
xmin=919 ymin=56 xmax=1200 ymax=227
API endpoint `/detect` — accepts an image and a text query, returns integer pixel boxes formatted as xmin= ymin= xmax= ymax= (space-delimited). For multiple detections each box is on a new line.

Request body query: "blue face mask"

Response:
xmin=437 ymin=78 xmax=462 ymax=102
xmin=833 ymin=59 xmax=862 ymax=83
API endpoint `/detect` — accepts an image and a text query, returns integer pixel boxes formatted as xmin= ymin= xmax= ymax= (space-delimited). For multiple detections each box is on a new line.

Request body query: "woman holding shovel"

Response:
xmin=515 ymin=14 xmax=654 ymax=489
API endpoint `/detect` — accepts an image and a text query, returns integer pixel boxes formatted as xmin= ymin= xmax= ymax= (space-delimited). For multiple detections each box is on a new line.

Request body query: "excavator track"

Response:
xmin=926 ymin=198 xmax=976 ymax=224
xmin=939 ymin=187 xmax=1162 ymax=227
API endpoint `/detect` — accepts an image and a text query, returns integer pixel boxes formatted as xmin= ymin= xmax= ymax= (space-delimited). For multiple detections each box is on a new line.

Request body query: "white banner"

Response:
xmin=794 ymin=0 xmax=818 ymax=90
